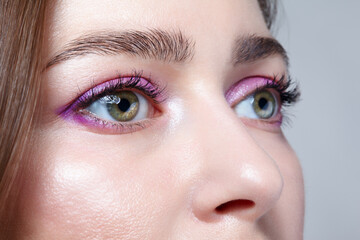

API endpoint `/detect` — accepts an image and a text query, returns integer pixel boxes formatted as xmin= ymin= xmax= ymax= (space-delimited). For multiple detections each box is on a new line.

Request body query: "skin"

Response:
xmin=17 ymin=0 xmax=304 ymax=239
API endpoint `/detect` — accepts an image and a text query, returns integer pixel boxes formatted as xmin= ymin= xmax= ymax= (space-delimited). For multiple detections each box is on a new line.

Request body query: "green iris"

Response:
xmin=106 ymin=91 xmax=139 ymax=121
xmin=253 ymin=90 xmax=276 ymax=119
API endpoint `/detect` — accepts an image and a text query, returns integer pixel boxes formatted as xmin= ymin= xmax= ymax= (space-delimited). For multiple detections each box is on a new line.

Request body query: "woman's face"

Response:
xmin=19 ymin=0 xmax=304 ymax=239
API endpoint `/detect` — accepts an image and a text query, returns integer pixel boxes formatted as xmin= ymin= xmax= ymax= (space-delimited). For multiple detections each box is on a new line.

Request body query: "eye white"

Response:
xmin=85 ymin=92 xmax=149 ymax=122
xmin=234 ymin=91 xmax=279 ymax=120
xmin=233 ymin=95 xmax=260 ymax=119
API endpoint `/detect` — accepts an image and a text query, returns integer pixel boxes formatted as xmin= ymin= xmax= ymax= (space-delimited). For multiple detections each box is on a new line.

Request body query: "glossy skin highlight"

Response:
xmin=17 ymin=0 xmax=304 ymax=239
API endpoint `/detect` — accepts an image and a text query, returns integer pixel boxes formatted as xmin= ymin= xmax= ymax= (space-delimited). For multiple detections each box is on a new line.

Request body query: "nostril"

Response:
xmin=215 ymin=199 xmax=255 ymax=214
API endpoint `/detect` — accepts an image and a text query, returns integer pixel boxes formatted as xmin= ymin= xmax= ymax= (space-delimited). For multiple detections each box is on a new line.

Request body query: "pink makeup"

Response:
xmin=57 ymin=75 xmax=165 ymax=133
xmin=226 ymin=77 xmax=273 ymax=106
xmin=57 ymin=73 xmax=299 ymax=133
xmin=226 ymin=75 xmax=299 ymax=108
xmin=225 ymin=75 xmax=300 ymax=129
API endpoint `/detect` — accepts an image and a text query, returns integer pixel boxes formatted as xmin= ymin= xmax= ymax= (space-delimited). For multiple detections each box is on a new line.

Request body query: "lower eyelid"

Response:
xmin=68 ymin=110 xmax=156 ymax=135
xmin=66 ymin=92 xmax=165 ymax=134
xmin=239 ymin=112 xmax=283 ymax=132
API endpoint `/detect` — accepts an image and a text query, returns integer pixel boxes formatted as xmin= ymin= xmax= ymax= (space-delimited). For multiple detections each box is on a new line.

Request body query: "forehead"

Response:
xmin=46 ymin=0 xmax=270 ymax=54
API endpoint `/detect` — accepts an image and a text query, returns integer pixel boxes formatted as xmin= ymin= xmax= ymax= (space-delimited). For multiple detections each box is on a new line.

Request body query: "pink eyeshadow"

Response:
xmin=225 ymin=77 xmax=272 ymax=105
xmin=57 ymin=76 xmax=163 ymax=120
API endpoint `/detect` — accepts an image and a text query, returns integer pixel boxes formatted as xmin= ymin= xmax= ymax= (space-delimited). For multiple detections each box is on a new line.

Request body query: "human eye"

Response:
xmin=86 ymin=91 xmax=148 ymax=122
xmin=57 ymin=72 xmax=166 ymax=134
xmin=226 ymin=75 xmax=300 ymax=129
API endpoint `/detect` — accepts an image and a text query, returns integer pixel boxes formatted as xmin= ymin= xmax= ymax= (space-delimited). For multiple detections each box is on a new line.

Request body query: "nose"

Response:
xmin=188 ymin=92 xmax=283 ymax=223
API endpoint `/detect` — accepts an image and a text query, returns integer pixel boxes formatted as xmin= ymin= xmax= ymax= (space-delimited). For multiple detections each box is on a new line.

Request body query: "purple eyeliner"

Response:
xmin=57 ymin=75 xmax=164 ymax=126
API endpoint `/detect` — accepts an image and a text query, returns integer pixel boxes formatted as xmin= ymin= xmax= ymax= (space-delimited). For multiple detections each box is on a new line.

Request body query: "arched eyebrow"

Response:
xmin=232 ymin=34 xmax=288 ymax=66
xmin=45 ymin=29 xmax=195 ymax=68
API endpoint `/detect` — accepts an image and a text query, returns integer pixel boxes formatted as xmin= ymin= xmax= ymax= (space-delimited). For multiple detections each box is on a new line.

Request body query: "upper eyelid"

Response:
xmin=78 ymin=82 xmax=159 ymax=107
xmin=225 ymin=76 xmax=280 ymax=105
xmin=57 ymin=72 xmax=298 ymax=116
xmin=229 ymin=86 xmax=280 ymax=109
xmin=57 ymin=74 xmax=166 ymax=116
xmin=225 ymin=74 xmax=299 ymax=110
xmin=80 ymin=88 xmax=155 ymax=109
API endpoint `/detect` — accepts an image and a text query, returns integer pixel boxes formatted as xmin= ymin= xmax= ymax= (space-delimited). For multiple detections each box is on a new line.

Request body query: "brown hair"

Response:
xmin=258 ymin=0 xmax=278 ymax=29
xmin=0 ymin=0 xmax=47 ymax=235
xmin=0 ymin=0 xmax=277 ymax=235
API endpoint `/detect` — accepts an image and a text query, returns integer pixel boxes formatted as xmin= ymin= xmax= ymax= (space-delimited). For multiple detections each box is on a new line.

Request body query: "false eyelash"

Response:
xmin=76 ymin=70 xmax=166 ymax=109
xmin=261 ymin=74 xmax=301 ymax=107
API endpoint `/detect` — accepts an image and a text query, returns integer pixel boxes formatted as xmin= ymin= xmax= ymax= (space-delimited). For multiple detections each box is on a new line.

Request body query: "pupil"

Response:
xmin=258 ymin=97 xmax=268 ymax=110
xmin=117 ymin=98 xmax=131 ymax=112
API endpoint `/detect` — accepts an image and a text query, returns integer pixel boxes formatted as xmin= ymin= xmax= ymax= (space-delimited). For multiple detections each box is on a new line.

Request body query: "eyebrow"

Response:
xmin=46 ymin=29 xmax=195 ymax=68
xmin=46 ymin=30 xmax=288 ymax=69
xmin=232 ymin=35 xmax=288 ymax=66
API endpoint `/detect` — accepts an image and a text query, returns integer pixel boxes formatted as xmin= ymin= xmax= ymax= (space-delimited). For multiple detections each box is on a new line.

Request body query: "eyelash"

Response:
xmin=254 ymin=74 xmax=300 ymax=126
xmin=57 ymin=71 xmax=166 ymax=133
xmin=75 ymin=71 xmax=166 ymax=110
xmin=59 ymin=72 xmax=299 ymax=133
xmin=260 ymin=75 xmax=300 ymax=107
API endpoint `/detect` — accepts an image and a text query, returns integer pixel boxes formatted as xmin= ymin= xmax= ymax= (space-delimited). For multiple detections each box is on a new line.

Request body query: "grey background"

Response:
xmin=277 ymin=1 xmax=360 ymax=239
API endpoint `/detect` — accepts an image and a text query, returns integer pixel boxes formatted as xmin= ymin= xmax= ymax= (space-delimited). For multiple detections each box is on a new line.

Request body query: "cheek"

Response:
xmin=18 ymin=129 xmax=181 ymax=239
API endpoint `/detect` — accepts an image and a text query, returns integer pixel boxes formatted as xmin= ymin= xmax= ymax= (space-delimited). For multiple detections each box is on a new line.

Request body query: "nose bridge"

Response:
xmin=186 ymin=91 xmax=283 ymax=222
